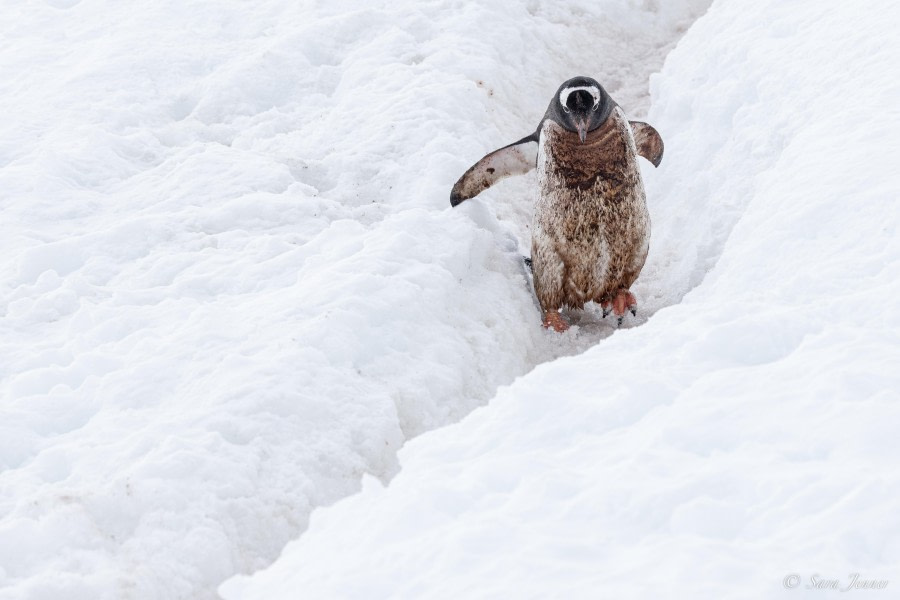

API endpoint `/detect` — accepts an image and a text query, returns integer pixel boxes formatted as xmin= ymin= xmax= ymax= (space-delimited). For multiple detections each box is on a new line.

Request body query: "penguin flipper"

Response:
xmin=629 ymin=121 xmax=664 ymax=167
xmin=450 ymin=135 xmax=537 ymax=207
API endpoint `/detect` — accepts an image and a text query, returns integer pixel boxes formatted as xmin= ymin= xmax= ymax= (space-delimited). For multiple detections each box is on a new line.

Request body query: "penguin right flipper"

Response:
xmin=450 ymin=134 xmax=538 ymax=207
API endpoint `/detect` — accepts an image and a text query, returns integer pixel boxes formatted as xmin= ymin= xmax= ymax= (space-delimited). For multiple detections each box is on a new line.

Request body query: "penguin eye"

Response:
xmin=592 ymin=102 xmax=600 ymax=112
xmin=562 ymin=106 xmax=570 ymax=113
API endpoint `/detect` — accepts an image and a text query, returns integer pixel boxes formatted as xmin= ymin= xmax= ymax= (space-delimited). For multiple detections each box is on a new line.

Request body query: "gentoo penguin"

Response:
xmin=450 ymin=76 xmax=663 ymax=332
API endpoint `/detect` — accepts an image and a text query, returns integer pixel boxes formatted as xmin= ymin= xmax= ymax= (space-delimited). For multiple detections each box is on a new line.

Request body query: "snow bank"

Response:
xmin=220 ymin=0 xmax=900 ymax=598
xmin=0 ymin=1 xmax=706 ymax=598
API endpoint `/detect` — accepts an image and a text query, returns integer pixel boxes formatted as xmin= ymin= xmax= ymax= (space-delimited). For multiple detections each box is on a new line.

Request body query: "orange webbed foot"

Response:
xmin=602 ymin=290 xmax=637 ymax=327
xmin=542 ymin=310 xmax=570 ymax=332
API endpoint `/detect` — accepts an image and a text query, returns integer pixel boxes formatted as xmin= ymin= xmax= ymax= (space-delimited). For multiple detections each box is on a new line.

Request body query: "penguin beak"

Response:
xmin=576 ymin=119 xmax=588 ymax=143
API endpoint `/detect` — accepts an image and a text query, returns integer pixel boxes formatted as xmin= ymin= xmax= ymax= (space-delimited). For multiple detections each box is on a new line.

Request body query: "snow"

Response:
xmin=218 ymin=0 xmax=900 ymax=599
xmin=0 ymin=1 xmax=710 ymax=599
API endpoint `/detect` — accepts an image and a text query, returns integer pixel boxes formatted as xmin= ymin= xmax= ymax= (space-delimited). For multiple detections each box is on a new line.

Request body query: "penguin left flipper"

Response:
xmin=450 ymin=134 xmax=538 ymax=206
xmin=629 ymin=121 xmax=664 ymax=167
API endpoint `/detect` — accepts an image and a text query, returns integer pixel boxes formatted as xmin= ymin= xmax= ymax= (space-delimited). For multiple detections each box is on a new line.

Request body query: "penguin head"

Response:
xmin=552 ymin=77 xmax=614 ymax=143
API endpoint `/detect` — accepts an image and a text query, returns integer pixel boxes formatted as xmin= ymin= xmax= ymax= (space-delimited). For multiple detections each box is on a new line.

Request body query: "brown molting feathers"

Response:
xmin=450 ymin=76 xmax=663 ymax=331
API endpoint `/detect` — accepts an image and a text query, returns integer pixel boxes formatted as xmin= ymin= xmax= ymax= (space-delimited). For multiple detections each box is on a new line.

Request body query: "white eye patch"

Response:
xmin=559 ymin=85 xmax=601 ymax=110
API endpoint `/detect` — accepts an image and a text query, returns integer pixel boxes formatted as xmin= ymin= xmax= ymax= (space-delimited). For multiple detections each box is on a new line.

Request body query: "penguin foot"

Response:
xmin=603 ymin=290 xmax=637 ymax=327
xmin=542 ymin=310 xmax=569 ymax=332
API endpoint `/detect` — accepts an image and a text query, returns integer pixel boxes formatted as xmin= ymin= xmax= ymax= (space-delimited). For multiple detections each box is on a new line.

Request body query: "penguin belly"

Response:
xmin=531 ymin=110 xmax=650 ymax=313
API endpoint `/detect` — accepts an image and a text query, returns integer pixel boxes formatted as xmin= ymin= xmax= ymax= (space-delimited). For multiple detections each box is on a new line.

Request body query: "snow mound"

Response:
xmin=220 ymin=0 xmax=900 ymax=598
xmin=0 ymin=1 xmax=707 ymax=598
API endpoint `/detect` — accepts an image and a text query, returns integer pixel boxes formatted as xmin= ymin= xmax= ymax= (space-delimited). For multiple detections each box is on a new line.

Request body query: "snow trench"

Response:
xmin=219 ymin=0 xmax=900 ymax=597
xmin=1 ymin=1 xmax=712 ymax=599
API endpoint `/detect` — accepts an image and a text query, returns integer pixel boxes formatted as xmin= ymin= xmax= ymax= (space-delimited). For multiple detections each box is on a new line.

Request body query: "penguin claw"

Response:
xmin=616 ymin=315 xmax=624 ymax=327
xmin=629 ymin=306 xmax=637 ymax=317
xmin=602 ymin=306 xmax=611 ymax=319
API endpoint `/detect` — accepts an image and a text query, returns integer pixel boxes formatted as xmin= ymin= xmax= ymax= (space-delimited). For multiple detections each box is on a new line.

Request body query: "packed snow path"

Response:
xmin=0 ymin=1 xmax=710 ymax=598
xmin=221 ymin=0 xmax=900 ymax=598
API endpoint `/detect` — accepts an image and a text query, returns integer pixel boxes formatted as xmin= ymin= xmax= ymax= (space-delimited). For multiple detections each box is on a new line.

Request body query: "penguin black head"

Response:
xmin=551 ymin=76 xmax=614 ymax=143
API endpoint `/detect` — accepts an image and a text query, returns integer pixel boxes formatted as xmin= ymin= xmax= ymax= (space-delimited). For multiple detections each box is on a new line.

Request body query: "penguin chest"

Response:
xmin=532 ymin=112 xmax=650 ymax=308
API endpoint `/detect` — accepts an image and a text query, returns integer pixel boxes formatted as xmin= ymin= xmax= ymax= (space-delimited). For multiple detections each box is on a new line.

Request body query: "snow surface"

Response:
xmin=220 ymin=0 xmax=900 ymax=599
xmin=0 ymin=0 xmax=710 ymax=598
